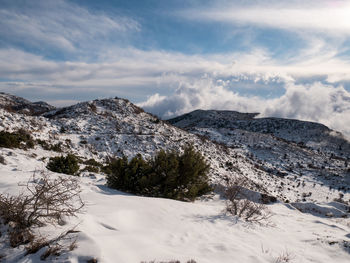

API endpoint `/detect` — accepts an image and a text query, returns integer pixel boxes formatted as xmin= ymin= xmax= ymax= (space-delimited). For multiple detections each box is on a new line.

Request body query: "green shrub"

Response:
xmin=50 ymin=142 xmax=63 ymax=152
xmin=81 ymin=165 xmax=100 ymax=173
xmin=37 ymin=140 xmax=62 ymax=152
xmin=106 ymin=145 xmax=211 ymax=201
xmin=84 ymin=158 xmax=103 ymax=167
xmin=0 ymin=130 xmax=35 ymax=149
xmin=46 ymin=154 xmax=80 ymax=175
xmin=36 ymin=139 xmax=50 ymax=150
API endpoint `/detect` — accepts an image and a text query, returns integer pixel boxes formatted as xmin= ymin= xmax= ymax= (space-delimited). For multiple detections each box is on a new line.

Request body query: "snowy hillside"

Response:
xmin=1 ymin=148 xmax=350 ymax=263
xmin=169 ymin=110 xmax=350 ymax=203
xmin=168 ymin=109 xmax=350 ymax=156
xmin=0 ymin=93 xmax=350 ymax=262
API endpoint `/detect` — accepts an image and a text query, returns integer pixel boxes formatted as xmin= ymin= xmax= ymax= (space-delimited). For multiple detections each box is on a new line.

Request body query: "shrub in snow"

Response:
xmin=106 ymin=145 xmax=211 ymax=201
xmin=81 ymin=165 xmax=100 ymax=173
xmin=0 ymin=129 xmax=35 ymax=149
xmin=225 ymin=177 xmax=272 ymax=222
xmin=0 ymin=171 xmax=83 ymax=253
xmin=50 ymin=142 xmax=63 ymax=152
xmin=84 ymin=158 xmax=103 ymax=167
xmin=47 ymin=154 xmax=80 ymax=175
xmin=274 ymin=250 xmax=294 ymax=263
xmin=0 ymin=171 xmax=83 ymax=229
xmin=141 ymin=260 xmax=197 ymax=263
xmin=0 ymin=155 xmax=6 ymax=165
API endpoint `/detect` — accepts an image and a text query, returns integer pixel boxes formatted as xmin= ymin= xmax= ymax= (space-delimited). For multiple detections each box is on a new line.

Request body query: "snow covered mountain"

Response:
xmin=168 ymin=109 xmax=350 ymax=156
xmin=1 ymin=94 xmax=350 ymax=262
xmin=169 ymin=110 xmax=350 ymax=202
xmin=0 ymin=92 xmax=55 ymax=115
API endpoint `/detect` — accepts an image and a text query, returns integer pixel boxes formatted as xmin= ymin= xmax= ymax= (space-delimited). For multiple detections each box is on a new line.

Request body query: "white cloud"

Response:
xmin=180 ymin=1 xmax=350 ymax=35
xmin=0 ymin=0 xmax=139 ymax=55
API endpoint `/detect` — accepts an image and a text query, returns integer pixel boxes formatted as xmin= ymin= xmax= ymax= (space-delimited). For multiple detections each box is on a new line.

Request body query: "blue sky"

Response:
xmin=1 ymin=0 xmax=350 ymax=137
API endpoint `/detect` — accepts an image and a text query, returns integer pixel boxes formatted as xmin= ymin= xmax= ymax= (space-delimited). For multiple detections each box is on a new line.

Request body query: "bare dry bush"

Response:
xmin=40 ymin=244 xmax=62 ymax=260
xmin=0 ymin=170 xmax=84 ymax=256
xmin=225 ymin=176 xmax=272 ymax=223
xmin=141 ymin=260 xmax=197 ymax=263
xmin=0 ymin=171 xmax=84 ymax=229
xmin=25 ymin=227 xmax=79 ymax=259
xmin=274 ymin=251 xmax=294 ymax=263
xmin=9 ymin=227 xmax=34 ymax=247
xmin=0 ymin=155 xmax=6 ymax=165
xmin=25 ymin=236 xmax=49 ymax=254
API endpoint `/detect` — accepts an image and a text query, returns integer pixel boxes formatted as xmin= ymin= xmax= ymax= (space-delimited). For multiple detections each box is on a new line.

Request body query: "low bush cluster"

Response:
xmin=81 ymin=165 xmax=100 ymax=173
xmin=106 ymin=145 xmax=211 ymax=201
xmin=37 ymin=140 xmax=63 ymax=152
xmin=80 ymin=158 xmax=103 ymax=173
xmin=84 ymin=158 xmax=103 ymax=167
xmin=47 ymin=154 xmax=80 ymax=175
xmin=0 ymin=129 xmax=35 ymax=149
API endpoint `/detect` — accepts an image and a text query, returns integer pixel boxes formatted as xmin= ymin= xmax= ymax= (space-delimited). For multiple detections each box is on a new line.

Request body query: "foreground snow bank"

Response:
xmin=0 ymin=149 xmax=349 ymax=262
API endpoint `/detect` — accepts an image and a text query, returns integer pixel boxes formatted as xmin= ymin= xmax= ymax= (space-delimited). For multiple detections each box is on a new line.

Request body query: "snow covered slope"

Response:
xmin=1 ymin=148 xmax=350 ymax=263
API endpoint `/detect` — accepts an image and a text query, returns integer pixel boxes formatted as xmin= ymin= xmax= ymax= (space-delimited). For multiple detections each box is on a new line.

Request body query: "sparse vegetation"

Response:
xmin=225 ymin=177 xmax=272 ymax=222
xmin=81 ymin=165 xmax=100 ymax=173
xmin=0 ymin=155 xmax=6 ymax=165
xmin=47 ymin=154 xmax=80 ymax=175
xmin=84 ymin=158 xmax=103 ymax=167
xmin=0 ymin=129 xmax=35 ymax=149
xmin=141 ymin=260 xmax=197 ymax=263
xmin=37 ymin=139 xmax=63 ymax=152
xmin=274 ymin=250 xmax=294 ymax=263
xmin=50 ymin=142 xmax=63 ymax=152
xmin=106 ymin=145 xmax=211 ymax=201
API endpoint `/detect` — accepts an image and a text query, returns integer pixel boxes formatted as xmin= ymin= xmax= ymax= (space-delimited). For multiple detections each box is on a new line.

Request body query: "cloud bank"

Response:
xmin=139 ymin=78 xmax=350 ymax=139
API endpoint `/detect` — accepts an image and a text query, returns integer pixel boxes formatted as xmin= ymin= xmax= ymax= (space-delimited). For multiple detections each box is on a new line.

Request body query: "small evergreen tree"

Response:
xmin=105 ymin=145 xmax=211 ymax=201
xmin=177 ymin=145 xmax=211 ymax=200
